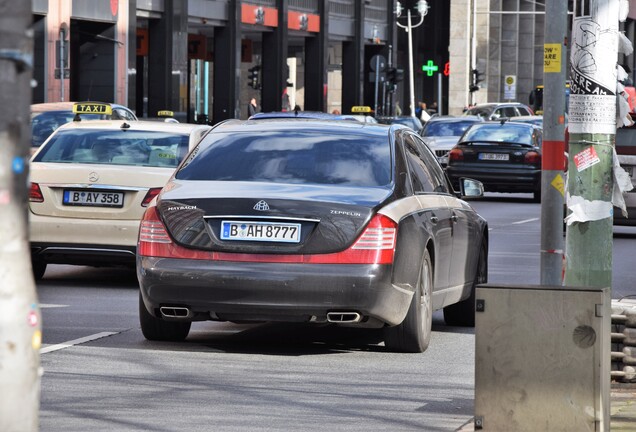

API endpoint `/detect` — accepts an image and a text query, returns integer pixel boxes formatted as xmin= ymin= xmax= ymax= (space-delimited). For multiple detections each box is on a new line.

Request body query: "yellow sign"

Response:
xmin=544 ymin=43 xmax=561 ymax=73
xmin=351 ymin=106 xmax=372 ymax=113
xmin=73 ymin=102 xmax=113 ymax=116
xmin=505 ymin=76 xmax=514 ymax=86
xmin=551 ymin=173 xmax=565 ymax=197
xmin=157 ymin=110 xmax=174 ymax=117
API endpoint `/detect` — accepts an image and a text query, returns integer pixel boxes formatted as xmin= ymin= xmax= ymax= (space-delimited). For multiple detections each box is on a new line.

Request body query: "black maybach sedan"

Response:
xmin=137 ymin=119 xmax=489 ymax=353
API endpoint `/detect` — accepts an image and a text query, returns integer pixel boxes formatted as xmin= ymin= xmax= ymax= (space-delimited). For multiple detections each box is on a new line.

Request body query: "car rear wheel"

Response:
xmin=443 ymin=240 xmax=487 ymax=327
xmin=532 ymin=188 xmax=541 ymax=203
xmin=384 ymin=250 xmax=433 ymax=353
xmin=32 ymin=259 xmax=47 ymax=281
xmin=139 ymin=292 xmax=191 ymax=341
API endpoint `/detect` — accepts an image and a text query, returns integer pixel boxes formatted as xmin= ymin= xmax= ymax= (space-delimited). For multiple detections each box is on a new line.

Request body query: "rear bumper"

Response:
xmin=447 ymin=165 xmax=540 ymax=193
xmin=137 ymin=257 xmax=413 ymax=327
xmin=31 ymin=242 xmax=136 ymax=266
xmin=29 ymin=213 xmax=139 ymax=265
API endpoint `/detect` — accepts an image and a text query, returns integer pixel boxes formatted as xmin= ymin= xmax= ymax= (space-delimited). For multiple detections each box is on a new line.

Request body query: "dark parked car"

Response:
xmin=31 ymin=101 xmax=137 ymax=150
xmin=137 ymin=119 xmax=489 ymax=353
xmin=446 ymin=120 xmax=543 ymax=202
xmin=614 ymin=124 xmax=636 ymax=225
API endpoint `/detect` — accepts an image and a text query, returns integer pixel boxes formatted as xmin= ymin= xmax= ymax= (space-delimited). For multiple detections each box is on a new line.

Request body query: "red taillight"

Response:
xmin=524 ymin=150 xmax=541 ymax=164
xmin=29 ymin=183 xmax=44 ymax=203
xmin=449 ymin=148 xmax=464 ymax=162
xmin=138 ymin=209 xmax=398 ymax=265
xmin=141 ymin=187 xmax=163 ymax=207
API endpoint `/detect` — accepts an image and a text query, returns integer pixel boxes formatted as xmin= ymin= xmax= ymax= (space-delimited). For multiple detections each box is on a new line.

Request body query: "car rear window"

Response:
xmin=465 ymin=107 xmax=493 ymax=117
xmin=33 ymin=129 xmax=189 ymax=168
xmin=462 ymin=123 xmax=534 ymax=145
xmin=31 ymin=111 xmax=100 ymax=147
xmin=422 ymin=120 xmax=478 ymax=137
xmin=176 ymin=130 xmax=392 ymax=187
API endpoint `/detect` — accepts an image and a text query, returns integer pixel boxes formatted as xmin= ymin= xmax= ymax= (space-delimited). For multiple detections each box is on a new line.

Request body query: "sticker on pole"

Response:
xmin=551 ymin=173 xmax=565 ymax=197
xmin=568 ymin=6 xmax=618 ymax=134
xmin=568 ymin=5 xmax=618 ymax=134
xmin=573 ymin=146 xmax=601 ymax=172
xmin=544 ymin=43 xmax=561 ymax=73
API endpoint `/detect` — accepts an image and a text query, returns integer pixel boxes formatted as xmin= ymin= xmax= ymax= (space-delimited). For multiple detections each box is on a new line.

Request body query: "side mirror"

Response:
xmin=459 ymin=178 xmax=484 ymax=198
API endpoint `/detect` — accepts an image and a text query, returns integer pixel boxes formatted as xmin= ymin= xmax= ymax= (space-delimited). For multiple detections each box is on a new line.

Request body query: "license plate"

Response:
xmin=220 ymin=221 xmax=301 ymax=243
xmin=479 ymin=153 xmax=509 ymax=161
xmin=63 ymin=190 xmax=124 ymax=208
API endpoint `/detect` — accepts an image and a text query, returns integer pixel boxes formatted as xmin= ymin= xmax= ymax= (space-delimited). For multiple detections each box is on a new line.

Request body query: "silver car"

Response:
xmin=419 ymin=116 xmax=483 ymax=166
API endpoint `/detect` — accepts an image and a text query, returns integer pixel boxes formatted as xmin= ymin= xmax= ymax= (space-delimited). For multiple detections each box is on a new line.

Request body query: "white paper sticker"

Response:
xmin=568 ymin=3 xmax=619 ymax=134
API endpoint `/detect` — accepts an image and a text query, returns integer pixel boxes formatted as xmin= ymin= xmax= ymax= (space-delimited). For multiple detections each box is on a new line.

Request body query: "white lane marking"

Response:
xmin=40 ymin=331 xmax=119 ymax=354
xmin=511 ymin=217 xmax=539 ymax=225
xmin=40 ymin=304 xmax=69 ymax=309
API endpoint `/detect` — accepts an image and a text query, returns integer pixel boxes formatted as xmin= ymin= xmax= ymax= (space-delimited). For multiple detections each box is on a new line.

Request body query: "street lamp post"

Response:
xmin=395 ymin=0 xmax=429 ymax=118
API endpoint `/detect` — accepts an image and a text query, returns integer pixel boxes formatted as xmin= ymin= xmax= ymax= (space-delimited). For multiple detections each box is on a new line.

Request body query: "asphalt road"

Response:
xmin=36 ymin=193 xmax=636 ymax=431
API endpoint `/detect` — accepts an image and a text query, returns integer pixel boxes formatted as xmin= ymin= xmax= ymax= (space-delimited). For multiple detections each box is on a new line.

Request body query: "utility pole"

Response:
xmin=564 ymin=0 xmax=619 ymax=287
xmin=540 ymin=0 xmax=567 ymax=285
xmin=395 ymin=0 xmax=429 ymax=117
xmin=0 ymin=1 xmax=42 ymax=431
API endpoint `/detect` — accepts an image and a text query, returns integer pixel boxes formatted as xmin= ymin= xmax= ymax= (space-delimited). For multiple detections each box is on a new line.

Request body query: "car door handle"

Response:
xmin=451 ymin=214 xmax=458 ymax=223
xmin=430 ymin=215 xmax=439 ymax=224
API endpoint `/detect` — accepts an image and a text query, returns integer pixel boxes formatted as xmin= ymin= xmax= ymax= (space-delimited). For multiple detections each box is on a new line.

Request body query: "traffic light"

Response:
xmin=470 ymin=68 xmax=485 ymax=92
xmin=387 ymin=67 xmax=396 ymax=83
xmin=386 ymin=67 xmax=404 ymax=84
xmin=248 ymin=66 xmax=261 ymax=89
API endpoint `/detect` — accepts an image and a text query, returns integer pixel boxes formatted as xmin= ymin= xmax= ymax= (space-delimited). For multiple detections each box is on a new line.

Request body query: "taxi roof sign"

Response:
xmin=351 ymin=106 xmax=373 ymax=113
xmin=157 ymin=110 xmax=174 ymax=117
xmin=73 ymin=102 xmax=113 ymax=116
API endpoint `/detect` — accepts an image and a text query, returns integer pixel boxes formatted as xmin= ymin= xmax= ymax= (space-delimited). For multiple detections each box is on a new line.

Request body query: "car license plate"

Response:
xmin=63 ymin=190 xmax=124 ymax=208
xmin=479 ymin=153 xmax=509 ymax=161
xmin=220 ymin=221 xmax=301 ymax=243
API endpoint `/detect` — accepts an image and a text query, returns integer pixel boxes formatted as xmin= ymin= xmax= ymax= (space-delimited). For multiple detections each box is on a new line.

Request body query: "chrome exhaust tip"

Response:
xmin=326 ymin=311 xmax=362 ymax=323
xmin=159 ymin=306 xmax=192 ymax=319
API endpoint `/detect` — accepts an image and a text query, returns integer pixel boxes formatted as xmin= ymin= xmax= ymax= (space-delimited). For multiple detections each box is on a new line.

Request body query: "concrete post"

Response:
xmin=0 ymin=1 xmax=42 ymax=430
xmin=564 ymin=0 xmax=619 ymax=288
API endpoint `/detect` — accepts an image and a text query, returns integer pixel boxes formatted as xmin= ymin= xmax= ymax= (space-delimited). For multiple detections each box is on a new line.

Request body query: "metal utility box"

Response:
xmin=474 ymin=284 xmax=611 ymax=431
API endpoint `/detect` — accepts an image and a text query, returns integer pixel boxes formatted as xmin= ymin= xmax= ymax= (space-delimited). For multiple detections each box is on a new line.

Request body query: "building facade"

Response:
xmin=39 ymin=1 xmax=636 ymax=121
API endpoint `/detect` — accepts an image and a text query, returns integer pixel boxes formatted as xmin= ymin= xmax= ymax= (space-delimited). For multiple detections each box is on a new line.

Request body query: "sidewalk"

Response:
xmin=457 ymin=384 xmax=636 ymax=431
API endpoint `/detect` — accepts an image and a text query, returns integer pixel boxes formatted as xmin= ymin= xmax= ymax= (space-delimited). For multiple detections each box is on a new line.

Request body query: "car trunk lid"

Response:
xmin=157 ymin=181 xmax=393 ymax=254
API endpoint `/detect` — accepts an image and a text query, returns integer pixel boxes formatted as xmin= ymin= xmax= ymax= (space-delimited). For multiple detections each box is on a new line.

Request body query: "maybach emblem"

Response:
xmin=253 ymin=200 xmax=270 ymax=211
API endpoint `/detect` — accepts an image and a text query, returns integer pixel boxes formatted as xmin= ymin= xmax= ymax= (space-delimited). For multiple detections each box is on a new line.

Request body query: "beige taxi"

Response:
xmin=29 ymin=118 xmax=212 ymax=279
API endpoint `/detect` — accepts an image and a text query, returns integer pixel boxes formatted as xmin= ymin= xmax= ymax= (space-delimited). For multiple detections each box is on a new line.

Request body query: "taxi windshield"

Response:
xmin=33 ymin=128 xmax=189 ymax=168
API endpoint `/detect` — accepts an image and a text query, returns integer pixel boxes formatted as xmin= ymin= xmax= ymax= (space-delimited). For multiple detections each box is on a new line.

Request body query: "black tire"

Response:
xmin=139 ymin=292 xmax=191 ymax=341
xmin=443 ymin=241 xmax=487 ymax=327
xmin=384 ymin=250 xmax=433 ymax=353
xmin=32 ymin=260 xmax=47 ymax=281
